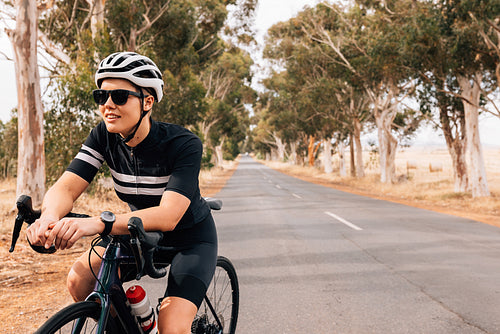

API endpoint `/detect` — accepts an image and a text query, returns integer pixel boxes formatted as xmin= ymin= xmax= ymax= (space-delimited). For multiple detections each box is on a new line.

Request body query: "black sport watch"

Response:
xmin=100 ymin=211 xmax=116 ymax=236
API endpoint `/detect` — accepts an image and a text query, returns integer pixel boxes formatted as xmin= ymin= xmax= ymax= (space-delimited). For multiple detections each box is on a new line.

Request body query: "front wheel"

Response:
xmin=192 ymin=256 xmax=239 ymax=334
xmin=35 ymin=301 xmax=110 ymax=334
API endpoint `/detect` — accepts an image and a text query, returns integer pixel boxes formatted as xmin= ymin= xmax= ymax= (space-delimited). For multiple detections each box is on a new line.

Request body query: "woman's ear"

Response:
xmin=143 ymin=95 xmax=154 ymax=111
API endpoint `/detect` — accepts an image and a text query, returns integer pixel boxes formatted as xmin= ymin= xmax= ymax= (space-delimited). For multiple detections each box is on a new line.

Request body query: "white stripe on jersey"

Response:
xmin=75 ymin=152 xmax=103 ymax=169
xmin=81 ymin=144 xmax=104 ymax=162
xmin=110 ymin=168 xmax=170 ymax=185
xmin=113 ymin=183 xmax=166 ymax=196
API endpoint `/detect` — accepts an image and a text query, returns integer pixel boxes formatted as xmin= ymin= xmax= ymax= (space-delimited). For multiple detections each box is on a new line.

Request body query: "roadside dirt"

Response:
xmin=0 ymin=163 xmax=238 ymax=334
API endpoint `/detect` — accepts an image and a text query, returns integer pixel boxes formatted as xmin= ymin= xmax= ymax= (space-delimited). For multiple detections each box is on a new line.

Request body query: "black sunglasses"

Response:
xmin=93 ymin=89 xmax=143 ymax=106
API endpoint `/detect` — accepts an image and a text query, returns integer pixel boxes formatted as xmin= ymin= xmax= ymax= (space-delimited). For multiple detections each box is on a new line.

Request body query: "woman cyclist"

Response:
xmin=26 ymin=52 xmax=217 ymax=334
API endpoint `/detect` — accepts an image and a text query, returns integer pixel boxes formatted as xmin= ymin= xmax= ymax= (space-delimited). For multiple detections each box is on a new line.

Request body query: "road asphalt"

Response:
xmin=141 ymin=155 xmax=500 ymax=333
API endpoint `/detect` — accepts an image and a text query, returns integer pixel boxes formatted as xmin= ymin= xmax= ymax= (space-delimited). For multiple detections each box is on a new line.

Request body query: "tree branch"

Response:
xmin=136 ymin=0 xmax=171 ymax=36
xmin=38 ymin=31 xmax=71 ymax=65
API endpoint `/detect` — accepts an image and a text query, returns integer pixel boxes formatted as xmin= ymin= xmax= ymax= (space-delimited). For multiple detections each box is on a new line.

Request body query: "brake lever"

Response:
xmin=127 ymin=217 xmax=166 ymax=279
xmin=9 ymin=215 xmax=24 ymax=253
xmin=128 ymin=217 xmax=145 ymax=280
xmin=10 ymin=195 xmax=55 ymax=254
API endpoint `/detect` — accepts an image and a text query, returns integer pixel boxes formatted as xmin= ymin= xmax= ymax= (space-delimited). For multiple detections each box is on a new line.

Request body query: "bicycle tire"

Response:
xmin=193 ymin=255 xmax=239 ymax=334
xmin=34 ymin=300 xmax=115 ymax=334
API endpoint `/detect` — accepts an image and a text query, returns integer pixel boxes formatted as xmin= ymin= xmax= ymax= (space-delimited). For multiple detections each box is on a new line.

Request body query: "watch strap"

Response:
xmin=101 ymin=221 xmax=113 ymax=236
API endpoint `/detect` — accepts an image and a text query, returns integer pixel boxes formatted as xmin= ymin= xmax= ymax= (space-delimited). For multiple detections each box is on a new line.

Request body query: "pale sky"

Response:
xmin=0 ymin=0 xmax=499 ymax=147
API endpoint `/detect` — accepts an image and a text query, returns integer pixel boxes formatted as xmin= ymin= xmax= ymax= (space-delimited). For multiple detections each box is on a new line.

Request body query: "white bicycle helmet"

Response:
xmin=95 ymin=52 xmax=164 ymax=102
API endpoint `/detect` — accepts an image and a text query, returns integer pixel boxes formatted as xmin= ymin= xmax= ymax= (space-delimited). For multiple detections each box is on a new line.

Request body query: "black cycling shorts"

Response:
xmin=97 ymin=214 xmax=218 ymax=308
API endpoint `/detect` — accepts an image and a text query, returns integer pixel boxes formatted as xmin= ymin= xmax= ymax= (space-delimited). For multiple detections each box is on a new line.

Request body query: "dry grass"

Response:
xmin=261 ymin=147 xmax=500 ymax=227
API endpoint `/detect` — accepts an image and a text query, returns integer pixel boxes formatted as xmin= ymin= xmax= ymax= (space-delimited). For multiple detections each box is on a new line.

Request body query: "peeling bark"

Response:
xmin=8 ymin=0 xmax=46 ymax=205
xmin=353 ymin=117 xmax=365 ymax=178
xmin=322 ymin=138 xmax=333 ymax=174
xmin=289 ymin=141 xmax=298 ymax=165
xmin=438 ymin=99 xmax=468 ymax=192
xmin=457 ymin=74 xmax=490 ymax=197
xmin=307 ymin=135 xmax=320 ymax=167
xmin=338 ymin=141 xmax=346 ymax=177
xmin=214 ymin=138 xmax=225 ymax=168
xmin=373 ymin=93 xmax=398 ymax=184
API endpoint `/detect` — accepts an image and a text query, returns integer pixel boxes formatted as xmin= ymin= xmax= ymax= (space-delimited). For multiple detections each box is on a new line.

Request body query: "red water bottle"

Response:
xmin=126 ymin=285 xmax=158 ymax=334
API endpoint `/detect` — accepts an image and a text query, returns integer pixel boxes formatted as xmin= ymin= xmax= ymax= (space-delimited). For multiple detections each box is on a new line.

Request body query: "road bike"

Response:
xmin=9 ymin=195 xmax=239 ymax=334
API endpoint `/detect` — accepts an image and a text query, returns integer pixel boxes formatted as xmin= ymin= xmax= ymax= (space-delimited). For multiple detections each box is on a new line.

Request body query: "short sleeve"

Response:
xmin=66 ymin=124 xmax=105 ymax=183
xmin=165 ymin=136 xmax=203 ymax=200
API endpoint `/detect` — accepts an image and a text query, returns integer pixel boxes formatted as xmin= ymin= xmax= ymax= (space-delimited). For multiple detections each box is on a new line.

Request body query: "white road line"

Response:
xmin=324 ymin=211 xmax=363 ymax=231
xmin=276 ymin=184 xmax=282 ymax=189
xmin=292 ymin=193 xmax=302 ymax=199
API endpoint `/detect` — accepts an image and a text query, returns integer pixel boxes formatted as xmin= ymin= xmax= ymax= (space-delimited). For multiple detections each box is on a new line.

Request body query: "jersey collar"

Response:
xmin=135 ymin=118 xmax=160 ymax=149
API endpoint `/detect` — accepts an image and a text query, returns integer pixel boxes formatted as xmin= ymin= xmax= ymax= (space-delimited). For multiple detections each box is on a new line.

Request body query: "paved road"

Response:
xmin=212 ymin=156 xmax=500 ymax=334
xmin=139 ymin=155 xmax=500 ymax=333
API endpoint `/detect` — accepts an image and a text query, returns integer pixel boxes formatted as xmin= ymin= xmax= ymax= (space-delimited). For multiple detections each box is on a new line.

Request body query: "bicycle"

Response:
xmin=9 ymin=195 xmax=239 ymax=334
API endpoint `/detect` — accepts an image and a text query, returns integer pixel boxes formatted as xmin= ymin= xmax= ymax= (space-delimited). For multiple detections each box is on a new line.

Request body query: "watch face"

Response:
xmin=101 ymin=211 xmax=116 ymax=223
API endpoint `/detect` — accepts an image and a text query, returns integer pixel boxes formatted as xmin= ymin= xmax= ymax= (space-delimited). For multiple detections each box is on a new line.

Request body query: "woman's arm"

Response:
xmin=44 ymin=190 xmax=190 ymax=250
xmin=26 ymin=171 xmax=89 ymax=248
xmin=110 ymin=190 xmax=191 ymax=234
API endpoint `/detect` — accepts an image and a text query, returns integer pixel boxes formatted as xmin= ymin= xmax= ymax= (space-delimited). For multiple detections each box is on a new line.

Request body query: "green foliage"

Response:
xmin=0 ymin=111 xmax=19 ymax=178
xmin=156 ymin=67 xmax=208 ymax=127
xmin=44 ymin=65 xmax=100 ymax=184
xmin=201 ymin=147 xmax=214 ymax=169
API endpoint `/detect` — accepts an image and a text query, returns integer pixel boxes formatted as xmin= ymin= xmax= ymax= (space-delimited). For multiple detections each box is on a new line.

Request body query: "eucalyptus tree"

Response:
xmin=264 ymin=1 xmax=421 ymax=182
xmin=347 ymin=0 xmax=424 ymax=183
xmin=441 ymin=1 xmax=495 ymax=197
xmin=253 ymin=71 xmax=303 ymax=162
xmin=403 ymin=1 xmax=470 ymax=192
xmin=5 ymin=0 xmax=48 ymax=205
xmin=197 ymin=43 xmax=255 ymax=166
xmin=263 ymin=7 xmax=362 ymax=171
xmin=412 ymin=0 xmax=498 ymax=197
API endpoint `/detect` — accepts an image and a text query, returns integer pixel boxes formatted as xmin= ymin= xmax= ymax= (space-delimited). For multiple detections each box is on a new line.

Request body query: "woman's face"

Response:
xmin=99 ymin=78 xmax=144 ymax=137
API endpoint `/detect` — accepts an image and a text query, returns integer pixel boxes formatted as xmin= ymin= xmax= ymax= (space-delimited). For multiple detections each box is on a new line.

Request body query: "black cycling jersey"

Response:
xmin=67 ymin=119 xmax=211 ymax=230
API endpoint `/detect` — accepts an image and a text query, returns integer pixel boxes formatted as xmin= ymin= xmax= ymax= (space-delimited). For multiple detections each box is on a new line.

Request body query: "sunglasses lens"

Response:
xmin=93 ymin=90 xmax=108 ymax=105
xmin=93 ymin=89 xmax=134 ymax=105
xmin=110 ymin=90 xmax=130 ymax=105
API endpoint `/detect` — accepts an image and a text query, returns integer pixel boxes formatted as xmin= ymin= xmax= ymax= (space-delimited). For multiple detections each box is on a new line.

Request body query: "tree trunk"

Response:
xmin=8 ymin=0 xmax=45 ymax=206
xmin=273 ymin=134 xmax=286 ymax=162
xmin=353 ymin=117 xmax=365 ymax=178
xmin=87 ymin=0 xmax=105 ymax=39
xmin=349 ymin=133 xmax=356 ymax=177
xmin=214 ymin=138 xmax=225 ymax=168
xmin=438 ymin=100 xmax=468 ymax=192
xmin=307 ymin=135 xmax=319 ymax=167
xmin=449 ymin=142 xmax=468 ymax=192
xmin=457 ymin=74 xmax=490 ymax=197
xmin=289 ymin=141 xmax=298 ymax=165
xmin=338 ymin=141 xmax=346 ymax=177
xmin=322 ymin=138 xmax=333 ymax=174
xmin=374 ymin=108 xmax=398 ymax=184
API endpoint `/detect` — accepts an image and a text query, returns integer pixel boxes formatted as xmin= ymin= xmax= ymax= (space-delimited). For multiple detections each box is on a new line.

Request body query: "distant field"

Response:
xmin=395 ymin=147 xmax=500 ymax=195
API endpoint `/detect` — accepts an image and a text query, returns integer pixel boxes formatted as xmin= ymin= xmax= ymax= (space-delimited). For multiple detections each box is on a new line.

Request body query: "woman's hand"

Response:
xmin=45 ymin=217 xmax=104 ymax=250
xmin=26 ymin=215 xmax=59 ymax=248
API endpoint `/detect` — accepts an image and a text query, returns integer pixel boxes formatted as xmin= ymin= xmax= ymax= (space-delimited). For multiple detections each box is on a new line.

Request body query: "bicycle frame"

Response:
xmin=74 ymin=237 xmax=141 ymax=334
xmin=10 ymin=195 xmax=236 ymax=334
